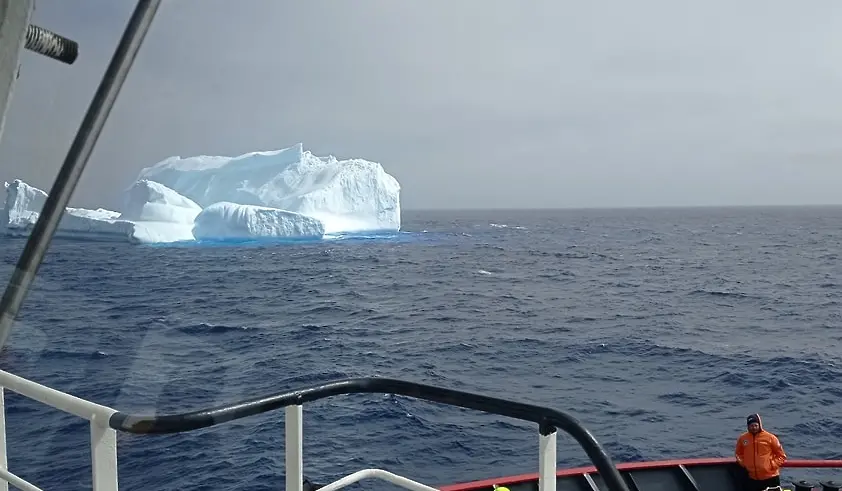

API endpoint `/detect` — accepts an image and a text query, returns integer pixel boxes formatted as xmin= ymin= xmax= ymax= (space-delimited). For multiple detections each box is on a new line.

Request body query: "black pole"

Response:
xmin=0 ymin=0 xmax=161 ymax=350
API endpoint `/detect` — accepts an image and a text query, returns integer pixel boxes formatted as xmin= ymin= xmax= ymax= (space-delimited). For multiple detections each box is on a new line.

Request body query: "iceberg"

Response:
xmin=2 ymin=143 xmax=401 ymax=244
xmin=2 ymin=179 xmax=197 ymax=243
xmin=121 ymin=179 xmax=202 ymax=224
xmin=117 ymin=179 xmax=203 ymax=243
xmin=192 ymin=202 xmax=325 ymax=241
xmin=2 ymin=179 xmax=130 ymax=240
xmin=137 ymin=143 xmax=401 ymax=235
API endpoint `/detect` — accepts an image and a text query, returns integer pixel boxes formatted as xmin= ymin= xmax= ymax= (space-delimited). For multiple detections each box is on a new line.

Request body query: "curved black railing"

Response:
xmin=109 ymin=377 xmax=631 ymax=491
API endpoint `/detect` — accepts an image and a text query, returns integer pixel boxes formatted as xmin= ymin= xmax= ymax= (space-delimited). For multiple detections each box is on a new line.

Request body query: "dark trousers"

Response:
xmin=746 ymin=475 xmax=781 ymax=491
xmin=732 ymin=465 xmax=781 ymax=491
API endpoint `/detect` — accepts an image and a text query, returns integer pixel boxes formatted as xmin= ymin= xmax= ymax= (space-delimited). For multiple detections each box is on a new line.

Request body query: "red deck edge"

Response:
xmin=439 ymin=458 xmax=842 ymax=491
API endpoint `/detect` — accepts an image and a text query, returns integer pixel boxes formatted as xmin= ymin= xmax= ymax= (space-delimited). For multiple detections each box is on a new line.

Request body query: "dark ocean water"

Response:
xmin=0 ymin=207 xmax=840 ymax=490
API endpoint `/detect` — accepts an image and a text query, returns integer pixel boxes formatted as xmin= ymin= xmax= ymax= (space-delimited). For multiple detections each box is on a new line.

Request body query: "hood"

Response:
xmin=747 ymin=413 xmax=763 ymax=431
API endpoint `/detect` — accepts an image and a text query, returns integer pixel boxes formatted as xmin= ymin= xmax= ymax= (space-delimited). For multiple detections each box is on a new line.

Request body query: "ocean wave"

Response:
xmin=1 ymin=207 xmax=841 ymax=489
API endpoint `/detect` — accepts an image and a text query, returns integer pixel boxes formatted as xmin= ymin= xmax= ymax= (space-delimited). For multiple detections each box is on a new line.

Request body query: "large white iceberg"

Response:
xmin=1 ymin=143 xmax=402 ymax=244
xmin=137 ymin=143 xmax=401 ymax=235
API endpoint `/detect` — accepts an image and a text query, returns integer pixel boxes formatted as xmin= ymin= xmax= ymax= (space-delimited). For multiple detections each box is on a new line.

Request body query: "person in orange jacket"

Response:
xmin=735 ymin=413 xmax=787 ymax=491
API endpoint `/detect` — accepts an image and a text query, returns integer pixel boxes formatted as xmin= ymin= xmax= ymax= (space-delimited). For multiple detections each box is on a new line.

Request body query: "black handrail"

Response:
xmin=109 ymin=377 xmax=631 ymax=491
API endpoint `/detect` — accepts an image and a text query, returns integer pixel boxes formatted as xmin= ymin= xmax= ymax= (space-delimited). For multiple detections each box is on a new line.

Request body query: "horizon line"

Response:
xmin=402 ymin=202 xmax=842 ymax=212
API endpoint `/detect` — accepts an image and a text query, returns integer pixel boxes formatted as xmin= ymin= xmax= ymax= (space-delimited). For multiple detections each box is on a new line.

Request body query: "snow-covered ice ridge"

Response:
xmin=1 ymin=143 xmax=401 ymax=244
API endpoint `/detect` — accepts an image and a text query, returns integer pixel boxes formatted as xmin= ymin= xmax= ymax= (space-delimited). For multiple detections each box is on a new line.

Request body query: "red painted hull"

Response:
xmin=442 ymin=458 xmax=842 ymax=491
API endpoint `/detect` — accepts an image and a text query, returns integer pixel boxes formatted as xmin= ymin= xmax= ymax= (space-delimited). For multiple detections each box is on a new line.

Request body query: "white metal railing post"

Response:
xmin=90 ymin=422 xmax=118 ymax=491
xmin=0 ymin=387 xmax=7 ymax=491
xmin=285 ymin=405 xmax=303 ymax=491
xmin=538 ymin=427 xmax=557 ymax=491
xmin=316 ymin=469 xmax=440 ymax=491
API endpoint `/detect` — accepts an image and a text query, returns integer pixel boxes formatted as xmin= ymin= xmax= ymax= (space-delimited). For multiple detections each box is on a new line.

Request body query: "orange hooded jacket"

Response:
xmin=735 ymin=413 xmax=787 ymax=480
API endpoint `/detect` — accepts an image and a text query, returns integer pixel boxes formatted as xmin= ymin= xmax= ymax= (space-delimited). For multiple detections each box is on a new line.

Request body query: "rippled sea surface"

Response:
xmin=0 ymin=207 xmax=841 ymax=490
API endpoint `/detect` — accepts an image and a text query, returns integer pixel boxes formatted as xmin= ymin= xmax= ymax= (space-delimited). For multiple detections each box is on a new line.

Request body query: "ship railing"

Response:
xmin=0 ymin=370 xmax=117 ymax=491
xmin=0 ymin=369 xmax=631 ymax=491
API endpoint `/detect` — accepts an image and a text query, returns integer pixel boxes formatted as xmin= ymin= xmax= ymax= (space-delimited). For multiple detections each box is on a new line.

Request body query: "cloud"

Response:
xmin=1 ymin=0 xmax=841 ymax=210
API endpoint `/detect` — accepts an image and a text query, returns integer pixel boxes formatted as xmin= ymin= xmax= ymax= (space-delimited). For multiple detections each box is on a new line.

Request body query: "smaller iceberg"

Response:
xmin=121 ymin=179 xmax=202 ymax=224
xmin=192 ymin=202 xmax=325 ymax=241
xmin=2 ymin=179 xmax=131 ymax=240
xmin=1 ymin=179 xmax=199 ymax=243
xmin=118 ymin=179 xmax=203 ymax=243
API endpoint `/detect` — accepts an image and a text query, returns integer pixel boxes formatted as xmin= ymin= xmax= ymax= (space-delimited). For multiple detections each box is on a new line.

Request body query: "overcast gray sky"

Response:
xmin=1 ymin=0 xmax=841 ymax=210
